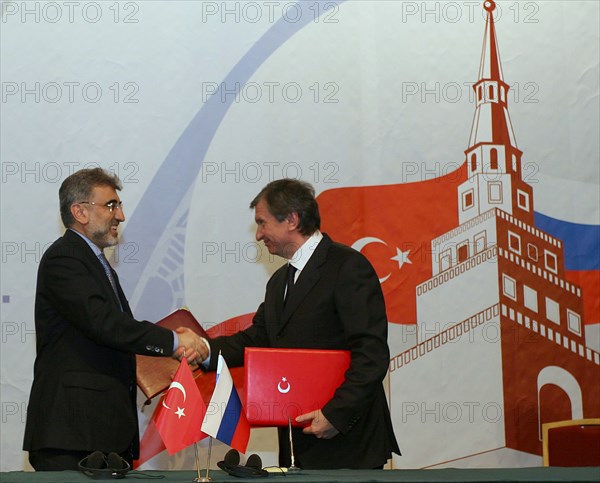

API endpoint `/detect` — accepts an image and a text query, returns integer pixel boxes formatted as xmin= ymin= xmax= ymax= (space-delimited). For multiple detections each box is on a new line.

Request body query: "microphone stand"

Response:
xmin=287 ymin=417 xmax=301 ymax=473
xmin=193 ymin=438 xmax=213 ymax=482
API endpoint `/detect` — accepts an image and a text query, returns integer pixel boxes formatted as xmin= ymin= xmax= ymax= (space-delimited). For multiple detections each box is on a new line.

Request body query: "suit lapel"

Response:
xmin=278 ymin=235 xmax=331 ymax=333
xmin=64 ymin=230 xmax=126 ymax=311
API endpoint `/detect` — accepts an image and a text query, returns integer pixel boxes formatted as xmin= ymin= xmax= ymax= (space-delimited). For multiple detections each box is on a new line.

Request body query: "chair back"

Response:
xmin=542 ymin=418 xmax=600 ymax=467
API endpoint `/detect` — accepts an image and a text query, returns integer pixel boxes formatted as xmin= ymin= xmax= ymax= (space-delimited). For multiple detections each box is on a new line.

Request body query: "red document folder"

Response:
xmin=244 ymin=347 xmax=351 ymax=427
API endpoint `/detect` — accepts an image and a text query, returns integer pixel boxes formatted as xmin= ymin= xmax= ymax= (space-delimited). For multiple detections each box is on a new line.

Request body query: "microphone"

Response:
xmin=245 ymin=453 xmax=263 ymax=470
xmin=287 ymin=417 xmax=301 ymax=472
xmin=86 ymin=450 xmax=105 ymax=469
xmin=78 ymin=451 xmax=131 ymax=479
xmin=217 ymin=449 xmax=268 ymax=477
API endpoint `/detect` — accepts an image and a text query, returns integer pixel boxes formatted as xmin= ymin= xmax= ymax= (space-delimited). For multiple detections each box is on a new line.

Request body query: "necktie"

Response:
xmin=284 ymin=264 xmax=297 ymax=305
xmin=98 ymin=252 xmax=123 ymax=310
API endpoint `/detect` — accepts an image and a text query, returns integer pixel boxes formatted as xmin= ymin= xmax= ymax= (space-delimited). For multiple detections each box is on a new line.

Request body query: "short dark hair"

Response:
xmin=59 ymin=168 xmax=122 ymax=228
xmin=250 ymin=179 xmax=320 ymax=236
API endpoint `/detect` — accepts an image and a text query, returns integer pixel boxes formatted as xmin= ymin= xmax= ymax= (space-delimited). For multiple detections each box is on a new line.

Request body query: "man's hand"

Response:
xmin=172 ymin=346 xmax=200 ymax=366
xmin=173 ymin=327 xmax=209 ymax=365
xmin=296 ymin=409 xmax=339 ymax=439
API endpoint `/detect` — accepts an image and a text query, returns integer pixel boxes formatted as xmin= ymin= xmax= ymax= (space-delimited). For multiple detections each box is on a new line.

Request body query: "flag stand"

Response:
xmin=193 ymin=438 xmax=213 ymax=482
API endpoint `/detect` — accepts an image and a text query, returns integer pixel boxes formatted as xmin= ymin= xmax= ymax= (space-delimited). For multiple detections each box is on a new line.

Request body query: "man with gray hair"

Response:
xmin=202 ymin=178 xmax=400 ymax=469
xmin=23 ymin=168 xmax=208 ymax=471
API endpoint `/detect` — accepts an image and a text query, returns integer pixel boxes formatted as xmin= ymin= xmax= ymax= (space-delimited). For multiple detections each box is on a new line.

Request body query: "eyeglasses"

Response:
xmin=79 ymin=200 xmax=124 ymax=213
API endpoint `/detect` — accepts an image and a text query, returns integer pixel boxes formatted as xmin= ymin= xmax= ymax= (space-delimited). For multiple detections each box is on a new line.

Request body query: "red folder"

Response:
xmin=244 ymin=347 xmax=350 ymax=427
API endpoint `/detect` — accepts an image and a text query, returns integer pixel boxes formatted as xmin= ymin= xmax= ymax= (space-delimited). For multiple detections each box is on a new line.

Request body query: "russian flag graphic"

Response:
xmin=202 ymin=353 xmax=250 ymax=453
xmin=535 ymin=212 xmax=600 ymax=325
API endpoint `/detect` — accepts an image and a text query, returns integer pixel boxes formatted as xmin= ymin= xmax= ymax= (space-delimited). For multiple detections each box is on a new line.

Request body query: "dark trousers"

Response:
xmin=29 ymin=448 xmax=133 ymax=472
xmin=28 ymin=448 xmax=89 ymax=471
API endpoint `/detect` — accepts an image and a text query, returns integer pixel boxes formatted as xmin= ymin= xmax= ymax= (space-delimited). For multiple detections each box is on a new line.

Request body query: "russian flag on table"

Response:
xmin=201 ymin=353 xmax=250 ymax=453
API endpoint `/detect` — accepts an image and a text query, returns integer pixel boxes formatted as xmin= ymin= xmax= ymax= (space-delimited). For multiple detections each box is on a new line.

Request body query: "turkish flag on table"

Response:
xmin=136 ymin=319 xmax=251 ymax=467
xmin=153 ymin=359 xmax=208 ymax=455
xmin=318 ymin=164 xmax=467 ymax=324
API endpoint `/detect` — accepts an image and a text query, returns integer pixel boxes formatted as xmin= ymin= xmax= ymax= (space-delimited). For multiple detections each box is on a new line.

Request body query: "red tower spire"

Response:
xmin=459 ymin=0 xmax=534 ymax=226
xmin=468 ymin=0 xmax=517 ymax=149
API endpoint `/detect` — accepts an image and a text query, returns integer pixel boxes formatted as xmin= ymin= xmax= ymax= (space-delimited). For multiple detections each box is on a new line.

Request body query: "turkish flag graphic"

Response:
xmin=153 ymin=358 xmax=208 ymax=455
xmin=318 ymin=165 xmax=467 ymax=324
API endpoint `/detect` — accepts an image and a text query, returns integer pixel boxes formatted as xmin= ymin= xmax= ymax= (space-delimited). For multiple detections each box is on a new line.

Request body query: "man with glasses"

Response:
xmin=23 ymin=168 xmax=208 ymax=471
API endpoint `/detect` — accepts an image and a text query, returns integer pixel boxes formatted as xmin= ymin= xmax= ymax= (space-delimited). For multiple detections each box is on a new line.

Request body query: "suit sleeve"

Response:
xmin=42 ymin=252 xmax=174 ymax=357
xmin=321 ymin=252 xmax=390 ymax=435
xmin=207 ymin=302 xmax=269 ymax=370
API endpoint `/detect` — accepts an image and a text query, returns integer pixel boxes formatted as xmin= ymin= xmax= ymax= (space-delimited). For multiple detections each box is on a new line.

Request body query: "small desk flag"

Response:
xmin=202 ymin=354 xmax=250 ymax=453
xmin=154 ymin=358 xmax=207 ymax=455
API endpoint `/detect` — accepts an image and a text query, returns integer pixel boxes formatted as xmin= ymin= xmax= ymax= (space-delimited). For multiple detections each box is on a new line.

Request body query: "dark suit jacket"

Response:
xmin=23 ymin=229 xmax=174 ymax=458
xmin=209 ymin=234 xmax=400 ymax=469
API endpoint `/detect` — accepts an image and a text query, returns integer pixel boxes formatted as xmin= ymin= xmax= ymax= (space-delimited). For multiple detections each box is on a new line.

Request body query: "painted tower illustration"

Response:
xmin=389 ymin=0 xmax=600 ymax=468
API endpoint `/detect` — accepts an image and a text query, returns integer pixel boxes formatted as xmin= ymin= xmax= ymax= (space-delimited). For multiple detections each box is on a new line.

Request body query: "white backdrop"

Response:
xmin=1 ymin=0 xmax=598 ymax=472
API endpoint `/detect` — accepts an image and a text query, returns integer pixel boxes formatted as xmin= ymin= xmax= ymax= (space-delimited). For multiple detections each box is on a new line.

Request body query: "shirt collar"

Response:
xmin=69 ymin=228 xmax=103 ymax=257
xmin=288 ymin=230 xmax=323 ymax=272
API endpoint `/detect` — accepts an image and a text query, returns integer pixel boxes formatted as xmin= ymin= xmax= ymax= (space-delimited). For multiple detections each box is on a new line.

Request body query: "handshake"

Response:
xmin=172 ymin=327 xmax=210 ymax=366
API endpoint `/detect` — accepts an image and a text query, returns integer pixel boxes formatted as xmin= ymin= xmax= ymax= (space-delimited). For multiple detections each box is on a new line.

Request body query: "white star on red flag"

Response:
xmin=391 ymin=248 xmax=412 ymax=269
xmin=153 ymin=359 xmax=207 ymax=454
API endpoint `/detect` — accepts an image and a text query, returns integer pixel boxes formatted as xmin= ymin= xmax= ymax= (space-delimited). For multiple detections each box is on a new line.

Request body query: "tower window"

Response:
xmin=490 ymin=148 xmax=498 ymax=170
xmin=470 ymin=153 xmax=477 ymax=172
xmin=457 ymin=242 xmax=469 ymax=263
xmin=502 ymin=274 xmax=517 ymax=301
xmin=488 ymin=182 xmax=503 ymax=203
xmin=545 ymin=297 xmax=560 ymax=325
xmin=488 ymin=85 xmax=495 ymax=100
xmin=439 ymin=249 xmax=451 ymax=272
xmin=462 ymin=189 xmax=474 ymax=211
xmin=474 ymin=231 xmax=487 ymax=254
xmin=523 ymin=285 xmax=538 ymax=313
xmin=544 ymin=250 xmax=558 ymax=274
xmin=527 ymin=243 xmax=538 ymax=261
xmin=478 ymin=86 xmax=483 ymax=101
xmin=567 ymin=309 xmax=582 ymax=336
xmin=508 ymin=231 xmax=521 ymax=255
xmin=517 ymin=189 xmax=530 ymax=212
xmin=512 ymin=154 xmax=517 ymax=171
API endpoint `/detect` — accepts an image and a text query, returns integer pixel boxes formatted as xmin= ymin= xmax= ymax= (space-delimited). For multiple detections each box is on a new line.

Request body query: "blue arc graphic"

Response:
xmin=119 ymin=1 xmax=346 ymax=314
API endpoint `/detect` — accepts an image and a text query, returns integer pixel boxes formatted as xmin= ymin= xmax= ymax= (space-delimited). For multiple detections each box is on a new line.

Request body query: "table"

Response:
xmin=1 ymin=467 xmax=599 ymax=482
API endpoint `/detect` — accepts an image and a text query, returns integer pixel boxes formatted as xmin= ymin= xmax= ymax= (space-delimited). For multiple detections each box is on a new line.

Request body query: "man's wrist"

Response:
xmin=172 ymin=331 xmax=179 ymax=353
xmin=200 ymin=337 xmax=211 ymax=367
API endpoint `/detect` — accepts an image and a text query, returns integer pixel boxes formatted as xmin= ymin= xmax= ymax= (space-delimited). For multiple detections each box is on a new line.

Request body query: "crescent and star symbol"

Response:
xmin=163 ymin=381 xmax=188 ymax=418
xmin=277 ymin=377 xmax=291 ymax=394
xmin=351 ymin=237 xmax=412 ymax=283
